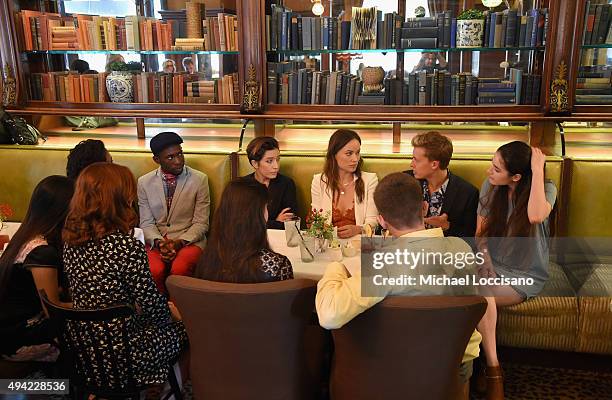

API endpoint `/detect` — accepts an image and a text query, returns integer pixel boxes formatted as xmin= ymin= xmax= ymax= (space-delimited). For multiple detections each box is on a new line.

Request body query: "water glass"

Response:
xmin=299 ymin=235 xmax=315 ymax=263
xmin=283 ymin=216 xmax=301 ymax=247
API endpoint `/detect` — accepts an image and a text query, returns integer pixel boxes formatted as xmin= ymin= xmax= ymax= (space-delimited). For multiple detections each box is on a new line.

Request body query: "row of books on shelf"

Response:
xmin=391 ymin=8 xmax=548 ymax=49
xmin=382 ymin=73 xmax=540 ymax=106
xmin=482 ymin=8 xmax=548 ymax=49
xmin=16 ymin=9 xmax=238 ymax=52
xmin=266 ymin=6 xmax=548 ymax=51
xmin=582 ymin=1 xmax=612 ymax=45
xmin=576 ymin=65 xmax=612 ymax=104
xmin=28 ymin=72 xmax=239 ymax=104
xmin=268 ymin=62 xmax=540 ymax=106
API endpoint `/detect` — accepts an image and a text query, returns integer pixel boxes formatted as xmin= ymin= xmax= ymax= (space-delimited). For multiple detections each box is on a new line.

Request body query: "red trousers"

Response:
xmin=147 ymin=245 xmax=202 ymax=294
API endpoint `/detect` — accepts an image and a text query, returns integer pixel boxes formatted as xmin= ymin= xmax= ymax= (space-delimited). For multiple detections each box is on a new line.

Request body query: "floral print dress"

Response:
xmin=63 ymin=231 xmax=188 ymax=385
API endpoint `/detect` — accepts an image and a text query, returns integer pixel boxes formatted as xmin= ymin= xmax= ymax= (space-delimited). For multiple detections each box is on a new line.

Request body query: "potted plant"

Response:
xmin=305 ymin=208 xmax=334 ymax=253
xmin=456 ymin=9 xmax=485 ymax=48
xmin=106 ymin=61 xmax=140 ymax=103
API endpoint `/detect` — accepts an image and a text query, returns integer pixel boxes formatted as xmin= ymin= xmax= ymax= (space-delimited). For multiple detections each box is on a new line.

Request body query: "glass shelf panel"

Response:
xmin=24 ymin=50 xmax=239 ymax=56
xmin=271 ymin=47 xmax=544 ymax=55
xmin=581 ymin=44 xmax=612 ymax=49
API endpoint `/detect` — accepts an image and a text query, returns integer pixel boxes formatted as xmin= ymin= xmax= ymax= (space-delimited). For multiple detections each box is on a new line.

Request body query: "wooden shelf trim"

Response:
xmin=8 ymin=102 xmax=242 ymax=118
xmin=7 ymin=104 xmax=552 ymax=121
xmin=262 ymin=105 xmax=547 ymax=121
xmin=6 ymin=103 xmax=566 ymax=121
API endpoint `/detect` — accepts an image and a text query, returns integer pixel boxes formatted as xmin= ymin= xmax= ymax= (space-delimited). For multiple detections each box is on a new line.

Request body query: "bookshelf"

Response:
xmin=569 ymin=0 xmax=612 ymax=117
xmin=0 ymin=0 xmax=603 ymax=147
xmin=3 ymin=0 xmax=242 ymax=125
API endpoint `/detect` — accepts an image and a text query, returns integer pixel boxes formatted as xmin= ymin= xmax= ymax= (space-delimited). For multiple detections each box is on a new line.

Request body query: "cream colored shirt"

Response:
xmin=315 ymin=227 xmax=482 ymax=363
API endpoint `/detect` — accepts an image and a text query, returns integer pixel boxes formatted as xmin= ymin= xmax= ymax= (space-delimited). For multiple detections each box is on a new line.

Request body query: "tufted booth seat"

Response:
xmin=0 ymin=145 xmax=232 ymax=222
xmin=559 ymin=159 xmax=612 ymax=354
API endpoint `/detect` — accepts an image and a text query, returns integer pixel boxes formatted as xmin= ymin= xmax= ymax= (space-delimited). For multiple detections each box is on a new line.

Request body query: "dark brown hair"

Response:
xmin=411 ymin=131 xmax=453 ymax=170
xmin=195 ymin=178 xmax=271 ymax=283
xmin=480 ymin=141 xmax=534 ymax=237
xmin=246 ymin=137 xmax=279 ymax=163
xmin=66 ymin=139 xmax=109 ymax=180
xmin=374 ymin=173 xmax=423 ymax=229
xmin=0 ymin=176 xmax=74 ymax=299
xmin=62 ymin=163 xmax=138 ymax=246
xmin=322 ymin=129 xmax=364 ymax=202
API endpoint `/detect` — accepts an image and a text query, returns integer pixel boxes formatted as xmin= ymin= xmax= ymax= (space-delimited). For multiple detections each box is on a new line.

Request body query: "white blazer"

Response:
xmin=310 ymin=171 xmax=379 ymax=228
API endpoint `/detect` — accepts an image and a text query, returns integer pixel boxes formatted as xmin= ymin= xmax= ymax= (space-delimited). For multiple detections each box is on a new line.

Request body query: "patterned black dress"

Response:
xmin=196 ymin=248 xmax=294 ymax=283
xmin=63 ymin=231 xmax=188 ymax=385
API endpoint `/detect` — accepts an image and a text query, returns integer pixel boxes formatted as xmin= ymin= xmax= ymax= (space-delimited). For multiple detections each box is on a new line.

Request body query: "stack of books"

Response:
xmin=173 ymin=38 xmax=205 ymax=51
xmin=50 ymin=26 xmax=78 ymax=50
xmin=477 ymin=79 xmax=517 ymax=104
xmin=576 ymin=66 xmax=612 ymax=104
xmin=400 ymin=17 xmax=440 ymax=49
xmin=185 ymin=80 xmax=216 ymax=103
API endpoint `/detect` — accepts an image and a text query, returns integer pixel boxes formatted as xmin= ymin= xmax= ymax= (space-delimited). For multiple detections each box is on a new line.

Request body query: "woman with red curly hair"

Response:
xmin=62 ymin=162 xmax=187 ymax=387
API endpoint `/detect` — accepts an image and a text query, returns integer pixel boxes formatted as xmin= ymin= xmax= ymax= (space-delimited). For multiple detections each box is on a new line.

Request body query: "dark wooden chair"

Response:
xmin=330 ymin=296 xmax=488 ymax=400
xmin=40 ymin=291 xmax=182 ymax=400
xmin=167 ymin=275 xmax=326 ymax=400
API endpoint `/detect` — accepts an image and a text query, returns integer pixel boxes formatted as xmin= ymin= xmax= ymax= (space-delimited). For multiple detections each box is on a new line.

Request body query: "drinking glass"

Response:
xmin=299 ymin=235 xmax=315 ymax=263
xmin=284 ymin=216 xmax=301 ymax=247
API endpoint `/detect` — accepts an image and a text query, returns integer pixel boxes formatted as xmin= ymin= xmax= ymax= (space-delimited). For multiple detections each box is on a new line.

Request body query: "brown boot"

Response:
xmin=485 ymin=366 xmax=504 ymax=400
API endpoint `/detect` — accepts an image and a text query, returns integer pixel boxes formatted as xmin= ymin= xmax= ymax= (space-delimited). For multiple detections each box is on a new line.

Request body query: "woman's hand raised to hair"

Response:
xmin=531 ymin=147 xmax=546 ymax=173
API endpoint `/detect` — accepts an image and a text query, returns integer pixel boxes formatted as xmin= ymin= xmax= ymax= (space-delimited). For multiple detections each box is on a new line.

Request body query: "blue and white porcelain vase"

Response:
xmin=456 ymin=19 xmax=485 ymax=48
xmin=106 ymin=71 xmax=134 ymax=103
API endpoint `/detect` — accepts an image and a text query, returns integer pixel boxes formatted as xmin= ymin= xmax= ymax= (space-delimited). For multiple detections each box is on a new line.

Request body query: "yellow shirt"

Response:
xmin=315 ymin=227 xmax=482 ymax=363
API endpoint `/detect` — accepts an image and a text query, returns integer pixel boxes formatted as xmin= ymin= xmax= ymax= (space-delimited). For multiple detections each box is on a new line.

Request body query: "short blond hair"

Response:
xmin=411 ymin=131 xmax=453 ymax=170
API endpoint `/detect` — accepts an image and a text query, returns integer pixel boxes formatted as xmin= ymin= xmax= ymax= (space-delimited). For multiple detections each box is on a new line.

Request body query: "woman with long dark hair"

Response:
xmin=195 ymin=179 xmax=293 ymax=283
xmin=244 ymin=137 xmax=298 ymax=230
xmin=311 ymin=129 xmax=378 ymax=238
xmin=0 ymin=175 xmax=74 ymax=358
xmin=62 ymin=162 xmax=187 ymax=386
xmin=476 ymin=141 xmax=557 ymax=400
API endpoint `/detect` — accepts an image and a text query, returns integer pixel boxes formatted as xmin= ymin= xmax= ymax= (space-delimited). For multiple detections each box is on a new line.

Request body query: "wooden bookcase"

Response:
xmin=0 ymin=0 xmax=606 ymax=148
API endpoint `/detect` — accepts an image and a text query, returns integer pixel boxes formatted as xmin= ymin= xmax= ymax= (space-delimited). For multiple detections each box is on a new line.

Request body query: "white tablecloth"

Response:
xmin=0 ymin=222 xmax=20 ymax=239
xmin=267 ymin=229 xmax=361 ymax=280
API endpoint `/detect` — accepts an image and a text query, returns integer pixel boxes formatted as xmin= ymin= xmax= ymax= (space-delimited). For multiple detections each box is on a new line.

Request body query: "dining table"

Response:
xmin=267 ymin=229 xmax=361 ymax=280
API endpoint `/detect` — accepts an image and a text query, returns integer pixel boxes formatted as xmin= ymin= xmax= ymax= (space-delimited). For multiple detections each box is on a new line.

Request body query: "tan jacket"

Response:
xmin=137 ymin=166 xmax=210 ymax=249
xmin=310 ymin=171 xmax=379 ymax=228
